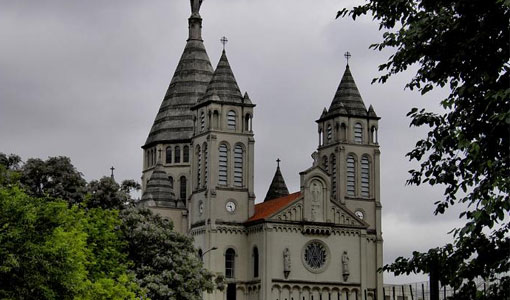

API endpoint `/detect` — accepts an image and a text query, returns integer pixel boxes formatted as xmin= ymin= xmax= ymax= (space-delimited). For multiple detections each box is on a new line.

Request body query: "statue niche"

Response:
xmin=283 ymin=248 xmax=291 ymax=278
xmin=309 ymin=179 xmax=324 ymax=222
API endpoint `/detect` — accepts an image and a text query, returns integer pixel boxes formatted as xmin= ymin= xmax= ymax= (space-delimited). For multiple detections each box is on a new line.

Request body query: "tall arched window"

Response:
xmin=244 ymin=113 xmax=251 ymax=131
xmin=200 ymin=111 xmax=205 ymax=131
xmin=196 ymin=146 xmax=201 ymax=188
xmin=183 ymin=145 xmax=189 ymax=163
xmin=225 ymin=248 xmax=235 ymax=278
xmin=346 ymin=155 xmax=356 ymax=196
xmin=146 ymin=151 xmax=149 ymax=167
xmin=361 ymin=155 xmax=370 ymax=197
xmin=180 ymin=176 xmax=187 ymax=202
xmin=203 ymin=144 xmax=208 ymax=186
xmin=213 ymin=110 xmax=219 ymax=129
xmin=227 ymin=110 xmax=236 ymax=130
xmin=175 ymin=146 xmax=181 ymax=163
xmin=168 ymin=176 xmax=174 ymax=189
xmin=253 ymin=247 xmax=259 ymax=278
xmin=327 ymin=124 xmax=332 ymax=143
xmin=233 ymin=144 xmax=244 ymax=187
xmin=330 ymin=154 xmax=337 ymax=197
xmin=198 ymin=249 xmax=203 ymax=262
xmin=354 ymin=123 xmax=363 ymax=143
xmin=165 ymin=147 xmax=172 ymax=164
xmin=341 ymin=123 xmax=347 ymax=141
xmin=322 ymin=156 xmax=329 ymax=173
xmin=218 ymin=144 xmax=228 ymax=185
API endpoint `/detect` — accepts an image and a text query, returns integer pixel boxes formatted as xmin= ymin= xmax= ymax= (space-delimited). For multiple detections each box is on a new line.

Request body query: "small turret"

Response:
xmin=264 ymin=159 xmax=290 ymax=202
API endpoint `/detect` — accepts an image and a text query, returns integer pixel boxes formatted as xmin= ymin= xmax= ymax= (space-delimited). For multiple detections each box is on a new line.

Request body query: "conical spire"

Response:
xmin=143 ymin=1 xmax=213 ymax=148
xmin=264 ymin=159 xmax=290 ymax=202
xmin=327 ymin=65 xmax=367 ymax=117
xmin=200 ymin=50 xmax=243 ymax=104
xmin=141 ymin=154 xmax=180 ymax=208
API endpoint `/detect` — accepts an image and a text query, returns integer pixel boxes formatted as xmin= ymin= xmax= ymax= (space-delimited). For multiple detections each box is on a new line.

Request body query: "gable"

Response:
xmin=329 ymin=201 xmax=367 ymax=227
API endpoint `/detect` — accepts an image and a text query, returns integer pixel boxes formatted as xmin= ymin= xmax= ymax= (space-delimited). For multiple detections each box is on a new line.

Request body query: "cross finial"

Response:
xmin=220 ymin=36 xmax=228 ymax=51
xmin=110 ymin=166 xmax=115 ymax=179
xmin=276 ymin=158 xmax=281 ymax=168
xmin=344 ymin=51 xmax=351 ymax=65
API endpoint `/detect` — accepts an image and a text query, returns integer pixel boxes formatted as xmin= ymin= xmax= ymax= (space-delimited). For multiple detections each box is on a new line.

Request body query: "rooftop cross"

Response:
xmin=220 ymin=36 xmax=228 ymax=51
xmin=344 ymin=51 xmax=352 ymax=65
xmin=276 ymin=158 xmax=281 ymax=168
xmin=110 ymin=166 xmax=115 ymax=179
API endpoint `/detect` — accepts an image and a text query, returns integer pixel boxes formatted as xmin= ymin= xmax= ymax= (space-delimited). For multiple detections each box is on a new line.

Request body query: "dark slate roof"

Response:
xmin=144 ymin=22 xmax=214 ymax=148
xmin=200 ymin=50 xmax=243 ymax=104
xmin=140 ymin=160 xmax=183 ymax=208
xmin=264 ymin=164 xmax=290 ymax=202
xmin=327 ymin=65 xmax=367 ymax=117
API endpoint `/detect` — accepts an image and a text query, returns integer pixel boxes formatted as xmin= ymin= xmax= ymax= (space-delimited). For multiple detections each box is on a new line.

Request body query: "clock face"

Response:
xmin=225 ymin=201 xmax=236 ymax=213
xmin=355 ymin=210 xmax=364 ymax=220
xmin=199 ymin=201 xmax=204 ymax=215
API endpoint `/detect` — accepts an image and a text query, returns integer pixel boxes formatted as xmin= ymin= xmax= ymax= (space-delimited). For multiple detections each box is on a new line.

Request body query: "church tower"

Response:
xmin=316 ymin=58 xmax=383 ymax=295
xmin=189 ymin=45 xmax=255 ymax=299
xmin=141 ymin=0 xmax=213 ymax=227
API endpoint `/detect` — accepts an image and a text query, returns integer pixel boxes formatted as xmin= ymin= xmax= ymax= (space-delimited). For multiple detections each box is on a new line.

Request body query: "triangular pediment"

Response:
xmin=329 ymin=201 xmax=367 ymax=227
xmin=272 ymin=198 xmax=304 ymax=221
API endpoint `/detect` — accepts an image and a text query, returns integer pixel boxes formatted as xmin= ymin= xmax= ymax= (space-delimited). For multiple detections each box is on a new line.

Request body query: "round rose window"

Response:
xmin=303 ymin=241 xmax=328 ymax=271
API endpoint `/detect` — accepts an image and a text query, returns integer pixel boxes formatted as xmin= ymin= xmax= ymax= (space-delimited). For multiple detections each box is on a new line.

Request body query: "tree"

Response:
xmin=20 ymin=156 xmax=87 ymax=205
xmin=339 ymin=0 xmax=509 ymax=298
xmin=120 ymin=207 xmax=216 ymax=300
xmin=86 ymin=177 xmax=140 ymax=209
xmin=0 ymin=186 xmax=141 ymax=299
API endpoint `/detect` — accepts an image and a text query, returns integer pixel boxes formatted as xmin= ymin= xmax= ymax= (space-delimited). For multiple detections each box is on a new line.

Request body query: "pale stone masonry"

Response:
xmin=139 ymin=1 xmax=383 ymax=299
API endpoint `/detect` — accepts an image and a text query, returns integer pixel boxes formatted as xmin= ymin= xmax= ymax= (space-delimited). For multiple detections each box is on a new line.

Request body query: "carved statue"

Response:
xmin=283 ymin=248 xmax=291 ymax=278
xmin=311 ymin=181 xmax=321 ymax=203
xmin=311 ymin=151 xmax=318 ymax=166
xmin=190 ymin=0 xmax=203 ymax=14
xmin=342 ymin=251 xmax=350 ymax=281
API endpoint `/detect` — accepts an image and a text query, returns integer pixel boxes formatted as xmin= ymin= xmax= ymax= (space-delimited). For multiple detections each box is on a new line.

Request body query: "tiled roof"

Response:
xmin=141 ymin=160 xmax=184 ymax=208
xmin=247 ymin=192 xmax=301 ymax=222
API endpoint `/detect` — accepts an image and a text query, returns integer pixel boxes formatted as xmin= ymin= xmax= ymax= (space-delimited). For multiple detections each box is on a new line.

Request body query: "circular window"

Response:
xmin=302 ymin=240 xmax=329 ymax=273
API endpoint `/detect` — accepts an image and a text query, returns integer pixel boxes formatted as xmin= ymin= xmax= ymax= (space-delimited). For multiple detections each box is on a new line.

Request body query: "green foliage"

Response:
xmin=339 ymin=0 xmax=509 ymax=298
xmin=20 ymin=156 xmax=87 ymax=205
xmin=120 ymin=207 xmax=215 ymax=300
xmin=0 ymin=186 xmax=141 ymax=299
xmin=86 ymin=177 xmax=137 ymax=209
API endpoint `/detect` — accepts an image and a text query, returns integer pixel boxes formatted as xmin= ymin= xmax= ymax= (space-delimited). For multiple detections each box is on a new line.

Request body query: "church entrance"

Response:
xmin=227 ymin=283 xmax=236 ymax=300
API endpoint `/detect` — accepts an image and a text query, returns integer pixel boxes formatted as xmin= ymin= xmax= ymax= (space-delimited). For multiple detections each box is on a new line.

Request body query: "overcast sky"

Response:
xmin=0 ymin=0 xmax=464 ymax=284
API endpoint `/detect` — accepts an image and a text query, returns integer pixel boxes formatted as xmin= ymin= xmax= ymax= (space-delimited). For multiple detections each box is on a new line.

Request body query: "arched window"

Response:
xmin=200 ymin=111 xmax=205 ymax=131
xmin=168 ymin=176 xmax=174 ymax=189
xmin=361 ymin=155 xmax=370 ymax=197
xmin=234 ymin=145 xmax=244 ymax=187
xmin=245 ymin=113 xmax=251 ymax=131
xmin=346 ymin=155 xmax=356 ymax=196
xmin=213 ymin=110 xmax=219 ymax=129
xmin=198 ymin=249 xmax=203 ymax=262
xmin=145 ymin=151 xmax=149 ymax=167
xmin=225 ymin=248 xmax=235 ymax=278
xmin=180 ymin=176 xmax=187 ymax=202
xmin=253 ymin=247 xmax=259 ymax=278
xmin=227 ymin=110 xmax=236 ymax=130
xmin=175 ymin=146 xmax=181 ymax=163
xmin=183 ymin=145 xmax=189 ymax=163
xmin=371 ymin=126 xmax=378 ymax=144
xmin=322 ymin=156 xmax=328 ymax=173
xmin=327 ymin=124 xmax=332 ymax=143
xmin=341 ymin=123 xmax=347 ymax=141
xmin=196 ymin=146 xmax=201 ymax=188
xmin=218 ymin=144 xmax=228 ymax=185
xmin=354 ymin=123 xmax=363 ymax=143
xmin=203 ymin=144 xmax=208 ymax=186
xmin=330 ymin=154 xmax=337 ymax=197
xmin=165 ymin=147 xmax=172 ymax=164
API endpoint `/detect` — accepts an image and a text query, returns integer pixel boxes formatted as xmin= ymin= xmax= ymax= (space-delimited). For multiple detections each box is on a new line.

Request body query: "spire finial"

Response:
xmin=110 ymin=166 xmax=115 ymax=179
xmin=220 ymin=36 xmax=228 ymax=51
xmin=276 ymin=158 xmax=281 ymax=168
xmin=344 ymin=51 xmax=351 ymax=65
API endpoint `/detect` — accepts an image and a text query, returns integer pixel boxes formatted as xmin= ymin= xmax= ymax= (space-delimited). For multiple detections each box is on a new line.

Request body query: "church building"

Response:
xmin=140 ymin=1 xmax=383 ymax=299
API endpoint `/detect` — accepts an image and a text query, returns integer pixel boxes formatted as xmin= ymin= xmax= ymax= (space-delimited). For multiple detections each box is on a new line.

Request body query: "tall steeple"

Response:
xmin=326 ymin=65 xmax=367 ymax=118
xmin=143 ymin=0 xmax=213 ymax=148
xmin=264 ymin=159 xmax=290 ymax=202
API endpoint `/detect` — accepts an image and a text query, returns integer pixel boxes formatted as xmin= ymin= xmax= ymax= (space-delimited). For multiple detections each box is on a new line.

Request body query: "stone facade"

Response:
xmin=139 ymin=1 xmax=383 ymax=299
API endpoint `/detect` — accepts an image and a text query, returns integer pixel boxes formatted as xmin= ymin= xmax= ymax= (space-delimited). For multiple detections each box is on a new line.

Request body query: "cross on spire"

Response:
xmin=344 ymin=51 xmax=352 ymax=65
xmin=110 ymin=166 xmax=115 ymax=179
xmin=276 ymin=158 xmax=281 ymax=168
xmin=220 ymin=36 xmax=228 ymax=51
